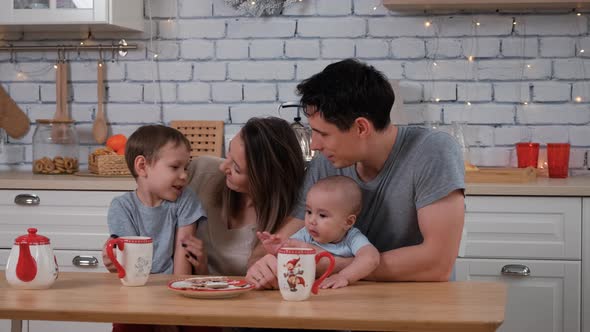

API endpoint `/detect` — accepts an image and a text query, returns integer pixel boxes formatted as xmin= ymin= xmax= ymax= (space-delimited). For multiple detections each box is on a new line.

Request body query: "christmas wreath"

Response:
xmin=224 ymin=0 xmax=300 ymax=16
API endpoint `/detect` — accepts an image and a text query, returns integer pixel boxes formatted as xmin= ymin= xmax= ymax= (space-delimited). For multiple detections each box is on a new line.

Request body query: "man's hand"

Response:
xmin=246 ymin=254 xmax=279 ymax=290
xmin=320 ymin=273 xmax=349 ymax=289
xmin=181 ymin=235 xmax=208 ymax=275
xmin=102 ymin=236 xmax=117 ymax=273
xmin=256 ymin=231 xmax=285 ymax=256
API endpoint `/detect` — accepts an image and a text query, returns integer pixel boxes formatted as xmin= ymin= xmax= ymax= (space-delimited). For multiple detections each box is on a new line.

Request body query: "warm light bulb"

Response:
xmin=466 ymin=101 xmax=472 ymax=106
xmin=53 ymin=64 xmax=58 ymax=69
xmin=373 ymin=6 xmax=377 ymax=10
xmin=251 ymin=1 xmax=255 ymax=4
xmin=581 ymin=49 xmax=585 ymax=53
xmin=435 ymin=98 xmax=440 ymax=102
xmin=80 ymin=41 xmax=84 ymax=45
xmin=523 ymin=102 xmax=528 ymax=105
xmin=577 ymin=12 xmax=582 ymax=16
xmin=98 ymin=62 xmax=103 ymax=67
xmin=433 ymin=62 xmax=438 ymax=66
xmin=526 ymin=64 xmax=531 ymax=68
xmin=425 ymin=21 xmax=431 ymax=27
xmin=468 ymin=55 xmax=474 ymax=62
xmin=575 ymin=96 xmax=582 ymax=102
xmin=476 ymin=22 xmax=481 ymax=26
xmin=513 ymin=21 xmax=517 ymax=25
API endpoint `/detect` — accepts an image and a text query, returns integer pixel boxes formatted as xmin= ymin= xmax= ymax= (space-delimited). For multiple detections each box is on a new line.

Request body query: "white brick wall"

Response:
xmin=0 ymin=0 xmax=589 ymax=170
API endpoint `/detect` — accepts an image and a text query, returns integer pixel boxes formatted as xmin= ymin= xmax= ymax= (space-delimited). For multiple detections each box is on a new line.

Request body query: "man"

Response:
xmin=246 ymin=58 xmax=465 ymax=287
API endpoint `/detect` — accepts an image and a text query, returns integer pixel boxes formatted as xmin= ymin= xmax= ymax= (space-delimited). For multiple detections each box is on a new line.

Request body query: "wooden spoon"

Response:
xmin=92 ymin=61 xmax=107 ymax=144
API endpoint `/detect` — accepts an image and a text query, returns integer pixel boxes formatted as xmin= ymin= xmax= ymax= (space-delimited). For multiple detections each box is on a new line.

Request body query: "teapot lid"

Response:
xmin=14 ymin=228 xmax=50 ymax=245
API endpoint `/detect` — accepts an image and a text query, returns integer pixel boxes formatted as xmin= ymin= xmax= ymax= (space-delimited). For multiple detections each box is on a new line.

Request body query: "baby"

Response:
xmin=258 ymin=175 xmax=380 ymax=288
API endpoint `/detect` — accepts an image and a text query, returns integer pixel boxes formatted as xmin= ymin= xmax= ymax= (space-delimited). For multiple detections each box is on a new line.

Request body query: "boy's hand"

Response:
xmin=256 ymin=231 xmax=285 ymax=256
xmin=320 ymin=273 xmax=349 ymax=289
xmin=102 ymin=235 xmax=118 ymax=273
xmin=181 ymin=235 xmax=207 ymax=275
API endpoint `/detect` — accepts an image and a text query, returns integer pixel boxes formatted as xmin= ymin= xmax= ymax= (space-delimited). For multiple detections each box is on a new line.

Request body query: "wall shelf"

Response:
xmin=383 ymin=0 xmax=590 ymax=11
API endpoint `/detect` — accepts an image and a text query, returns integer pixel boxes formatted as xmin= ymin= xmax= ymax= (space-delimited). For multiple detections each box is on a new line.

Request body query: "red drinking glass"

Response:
xmin=547 ymin=143 xmax=570 ymax=178
xmin=516 ymin=142 xmax=539 ymax=168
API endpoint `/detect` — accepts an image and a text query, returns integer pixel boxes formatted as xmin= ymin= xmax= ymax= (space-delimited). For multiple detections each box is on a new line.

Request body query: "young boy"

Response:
xmin=108 ymin=125 xmax=207 ymax=332
xmin=257 ymin=175 xmax=380 ymax=289
xmin=108 ymin=124 xmax=205 ymax=276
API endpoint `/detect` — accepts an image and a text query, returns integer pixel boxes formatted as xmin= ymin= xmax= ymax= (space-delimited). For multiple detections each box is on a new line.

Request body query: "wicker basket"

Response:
xmin=88 ymin=153 xmax=131 ymax=176
xmin=170 ymin=120 xmax=224 ymax=159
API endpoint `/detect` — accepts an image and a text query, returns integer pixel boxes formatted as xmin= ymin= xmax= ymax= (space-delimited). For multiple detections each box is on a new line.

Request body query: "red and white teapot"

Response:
xmin=5 ymin=228 xmax=58 ymax=289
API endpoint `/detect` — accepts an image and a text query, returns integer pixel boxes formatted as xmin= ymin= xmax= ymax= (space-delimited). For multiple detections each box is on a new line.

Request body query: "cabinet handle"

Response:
xmin=501 ymin=264 xmax=531 ymax=276
xmin=14 ymin=194 xmax=40 ymax=206
xmin=72 ymin=256 xmax=99 ymax=267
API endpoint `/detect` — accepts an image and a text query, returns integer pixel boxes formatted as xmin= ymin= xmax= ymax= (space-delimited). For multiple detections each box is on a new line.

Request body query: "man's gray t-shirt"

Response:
xmin=108 ymin=188 xmax=206 ymax=274
xmin=291 ymin=227 xmax=371 ymax=257
xmin=293 ymin=126 xmax=465 ymax=252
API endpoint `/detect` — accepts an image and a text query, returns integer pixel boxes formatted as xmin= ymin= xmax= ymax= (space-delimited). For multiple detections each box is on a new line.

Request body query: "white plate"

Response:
xmin=167 ymin=276 xmax=254 ymax=299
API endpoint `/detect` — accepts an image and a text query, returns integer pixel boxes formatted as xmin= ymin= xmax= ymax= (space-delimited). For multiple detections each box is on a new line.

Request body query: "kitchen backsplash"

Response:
xmin=0 ymin=0 xmax=589 ymax=171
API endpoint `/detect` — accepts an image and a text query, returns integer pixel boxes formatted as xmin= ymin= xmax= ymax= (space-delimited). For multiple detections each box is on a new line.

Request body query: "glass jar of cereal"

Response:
xmin=32 ymin=119 xmax=79 ymax=174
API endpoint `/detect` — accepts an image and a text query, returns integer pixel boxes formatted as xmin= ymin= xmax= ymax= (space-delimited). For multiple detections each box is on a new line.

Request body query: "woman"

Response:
xmin=176 ymin=117 xmax=305 ymax=281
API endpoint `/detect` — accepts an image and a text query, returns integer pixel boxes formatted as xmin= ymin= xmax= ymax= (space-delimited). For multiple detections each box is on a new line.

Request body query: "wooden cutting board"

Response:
xmin=465 ymin=167 xmax=537 ymax=183
xmin=0 ymin=85 xmax=30 ymax=139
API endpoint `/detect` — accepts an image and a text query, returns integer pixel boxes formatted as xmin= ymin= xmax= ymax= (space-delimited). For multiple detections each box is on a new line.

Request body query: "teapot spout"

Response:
xmin=16 ymin=243 xmax=37 ymax=282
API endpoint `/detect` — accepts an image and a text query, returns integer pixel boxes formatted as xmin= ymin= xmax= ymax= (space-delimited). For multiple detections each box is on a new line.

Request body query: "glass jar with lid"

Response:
xmin=32 ymin=119 xmax=79 ymax=174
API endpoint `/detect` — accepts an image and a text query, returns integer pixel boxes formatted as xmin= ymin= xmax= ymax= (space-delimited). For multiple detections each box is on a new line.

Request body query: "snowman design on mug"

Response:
xmin=283 ymin=257 xmax=306 ymax=292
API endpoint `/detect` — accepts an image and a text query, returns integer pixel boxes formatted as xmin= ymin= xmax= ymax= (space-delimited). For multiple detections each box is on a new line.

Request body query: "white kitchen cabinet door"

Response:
xmin=464 ymin=196 xmax=582 ymax=260
xmin=582 ymin=198 xmax=590 ymax=332
xmin=0 ymin=190 xmax=116 ymax=251
xmin=456 ymin=258 xmax=581 ymax=332
xmin=0 ymin=0 xmax=142 ymax=31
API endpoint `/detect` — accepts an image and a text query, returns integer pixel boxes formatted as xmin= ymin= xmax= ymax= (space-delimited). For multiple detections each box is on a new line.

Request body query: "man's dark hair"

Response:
xmin=297 ymin=58 xmax=394 ymax=131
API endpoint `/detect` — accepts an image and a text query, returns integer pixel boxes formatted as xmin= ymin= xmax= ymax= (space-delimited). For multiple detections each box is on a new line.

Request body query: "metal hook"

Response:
xmin=9 ymin=49 xmax=15 ymax=63
xmin=98 ymin=45 xmax=103 ymax=63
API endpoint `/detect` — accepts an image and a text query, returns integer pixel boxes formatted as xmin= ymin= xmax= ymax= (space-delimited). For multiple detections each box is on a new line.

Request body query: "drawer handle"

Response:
xmin=14 ymin=194 xmax=40 ymax=206
xmin=72 ymin=256 xmax=99 ymax=267
xmin=501 ymin=264 xmax=531 ymax=276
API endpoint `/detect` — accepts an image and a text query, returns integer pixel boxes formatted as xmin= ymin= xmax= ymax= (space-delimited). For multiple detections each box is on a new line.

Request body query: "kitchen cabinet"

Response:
xmin=456 ymin=196 xmax=582 ymax=332
xmin=583 ymin=198 xmax=590 ymax=332
xmin=0 ymin=189 xmax=122 ymax=332
xmin=0 ymin=0 xmax=143 ymax=32
xmin=383 ymin=0 xmax=590 ymax=11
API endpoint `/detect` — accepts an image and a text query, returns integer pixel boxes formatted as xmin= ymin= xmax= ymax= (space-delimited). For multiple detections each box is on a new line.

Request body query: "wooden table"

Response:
xmin=0 ymin=272 xmax=506 ymax=332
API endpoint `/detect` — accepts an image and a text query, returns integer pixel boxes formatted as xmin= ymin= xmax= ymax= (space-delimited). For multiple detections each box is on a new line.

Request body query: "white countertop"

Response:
xmin=0 ymin=171 xmax=589 ymax=196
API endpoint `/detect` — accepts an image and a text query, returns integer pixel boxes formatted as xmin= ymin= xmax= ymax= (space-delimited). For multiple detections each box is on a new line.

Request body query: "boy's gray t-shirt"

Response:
xmin=108 ymin=188 xmax=206 ymax=274
xmin=290 ymin=227 xmax=371 ymax=257
xmin=293 ymin=126 xmax=465 ymax=252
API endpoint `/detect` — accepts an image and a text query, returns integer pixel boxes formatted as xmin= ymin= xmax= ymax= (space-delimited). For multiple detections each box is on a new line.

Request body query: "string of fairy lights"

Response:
xmin=5 ymin=0 xmax=589 ymax=108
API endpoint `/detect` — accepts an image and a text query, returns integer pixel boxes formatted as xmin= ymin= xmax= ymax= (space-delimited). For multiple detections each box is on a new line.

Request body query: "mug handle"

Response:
xmin=311 ymin=251 xmax=335 ymax=295
xmin=106 ymin=238 xmax=126 ymax=279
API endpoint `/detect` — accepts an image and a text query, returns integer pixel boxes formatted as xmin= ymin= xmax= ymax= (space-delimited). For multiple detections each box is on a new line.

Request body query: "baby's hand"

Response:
xmin=256 ymin=231 xmax=285 ymax=256
xmin=320 ymin=273 xmax=349 ymax=289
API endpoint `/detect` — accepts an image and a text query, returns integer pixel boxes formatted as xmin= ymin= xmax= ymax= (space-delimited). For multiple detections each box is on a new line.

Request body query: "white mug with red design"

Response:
xmin=277 ymin=247 xmax=335 ymax=301
xmin=106 ymin=236 xmax=153 ymax=286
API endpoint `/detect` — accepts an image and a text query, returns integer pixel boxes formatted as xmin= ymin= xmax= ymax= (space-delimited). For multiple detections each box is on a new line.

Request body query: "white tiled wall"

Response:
xmin=0 ymin=0 xmax=589 ymax=171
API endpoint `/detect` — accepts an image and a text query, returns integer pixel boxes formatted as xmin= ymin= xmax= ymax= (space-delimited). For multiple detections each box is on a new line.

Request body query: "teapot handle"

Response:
xmin=16 ymin=243 xmax=37 ymax=282
xmin=106 ymin=238 xmax=126 ymax=279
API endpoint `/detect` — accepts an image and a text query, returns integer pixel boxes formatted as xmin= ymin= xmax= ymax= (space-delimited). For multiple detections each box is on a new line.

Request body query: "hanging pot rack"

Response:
xmin=0 ymin=39 xmax=137 ymax=58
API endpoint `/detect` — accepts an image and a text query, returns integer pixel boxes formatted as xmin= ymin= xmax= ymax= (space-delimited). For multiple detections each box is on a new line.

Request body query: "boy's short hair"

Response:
xmin=297 ymin=58 xmax=394 ymax=132
xmin=125 ymin=124 xmax=192 ymax=178
xmin=312 ymin=175 xmax=363 ymax=215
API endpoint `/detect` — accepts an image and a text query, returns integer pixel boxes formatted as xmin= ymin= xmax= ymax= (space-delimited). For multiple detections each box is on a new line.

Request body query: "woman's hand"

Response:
xmin=181 ymin=235 xmax=208 ymax=275
xmin=246 ymin=254 xmax=279 ymax=290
